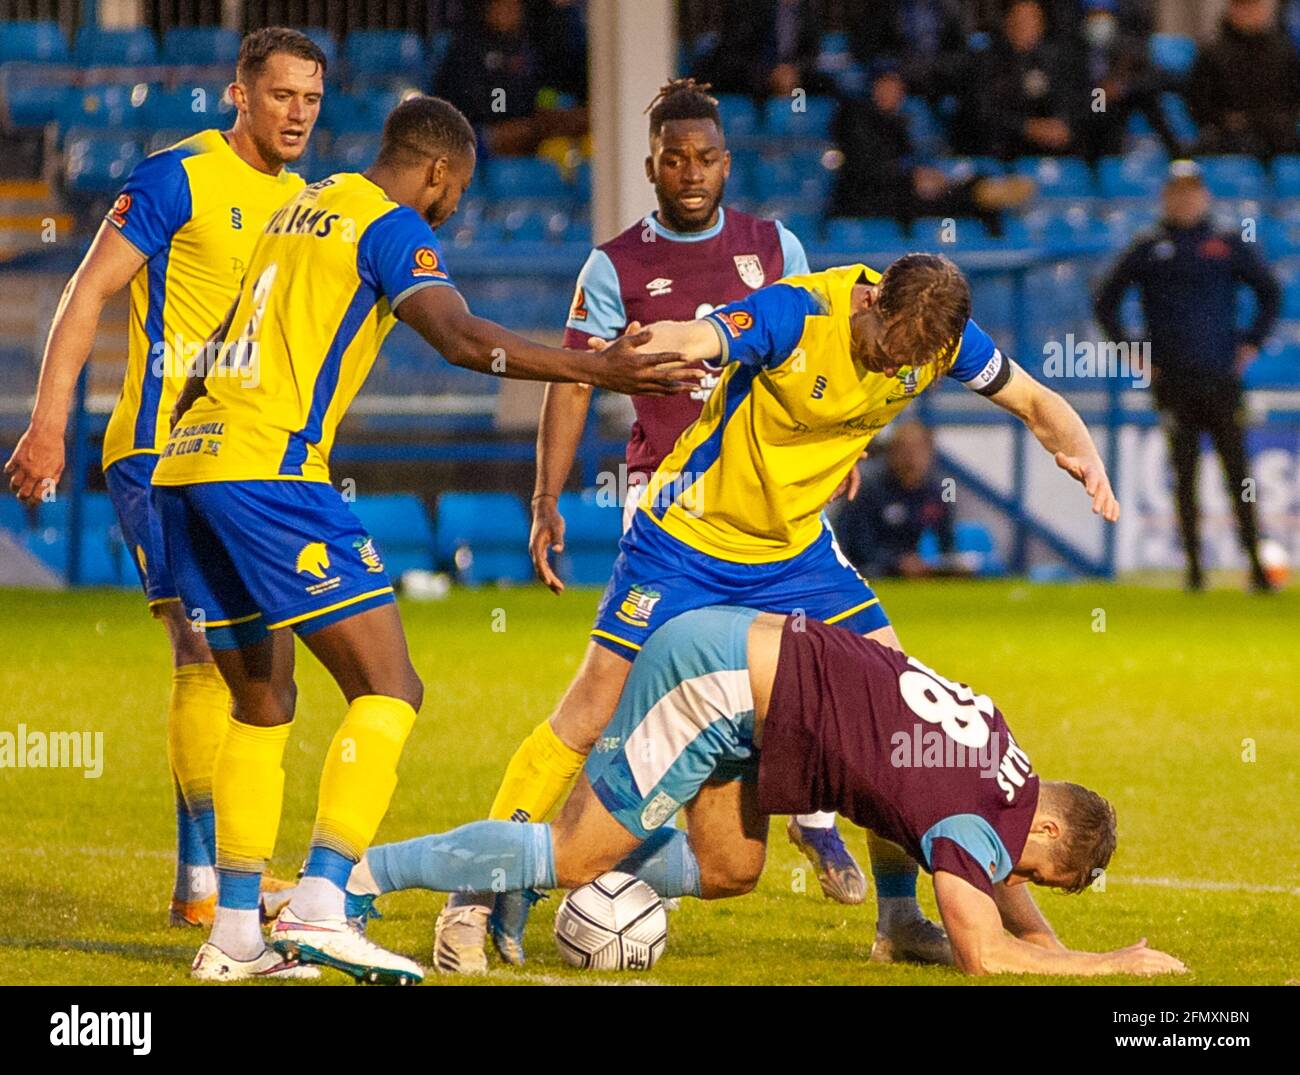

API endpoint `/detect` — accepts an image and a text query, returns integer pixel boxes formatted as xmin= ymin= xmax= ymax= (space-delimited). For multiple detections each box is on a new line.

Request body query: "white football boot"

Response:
xmin=270 ymin=906 xmax=424 ymax=985
xmin=190 ymin=941 xmax=321 ymax=981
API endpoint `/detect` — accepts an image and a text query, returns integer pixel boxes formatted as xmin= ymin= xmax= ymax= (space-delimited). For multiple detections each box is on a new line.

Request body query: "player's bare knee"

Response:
xmin=551 ymin=838 xmax=615 ymax=889
xmin=696 ymin=853 xmax=763 ymax=899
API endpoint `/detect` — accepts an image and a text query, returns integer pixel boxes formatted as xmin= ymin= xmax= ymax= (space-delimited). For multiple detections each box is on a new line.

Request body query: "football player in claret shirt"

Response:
xmin=5 ymin=27 xmax=325 ymax=931
xmin=478 ymin=252 xmax=1121 ymax=971
xmin=345 ymin=606 xmax=1187 ymax=978
xmin=151 ymin=95 xmax=695 ymax=984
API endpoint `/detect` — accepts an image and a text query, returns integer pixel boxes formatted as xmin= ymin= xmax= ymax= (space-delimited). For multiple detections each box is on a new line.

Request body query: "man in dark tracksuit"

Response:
xmin=1095 ymin=162 xmax=1281 ymax=591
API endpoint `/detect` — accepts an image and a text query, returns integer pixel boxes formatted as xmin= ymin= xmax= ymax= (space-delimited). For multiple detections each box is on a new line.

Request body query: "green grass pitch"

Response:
xmin=1 ymin=581 xmax=1296 ymax=986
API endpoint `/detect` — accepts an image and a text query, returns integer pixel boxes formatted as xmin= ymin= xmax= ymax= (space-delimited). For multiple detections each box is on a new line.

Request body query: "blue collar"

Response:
xmin=646 ymin=207 xmax=726 ymax=242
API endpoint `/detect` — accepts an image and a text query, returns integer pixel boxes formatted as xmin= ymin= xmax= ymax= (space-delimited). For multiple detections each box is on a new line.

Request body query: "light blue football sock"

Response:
xmin=367 ymin=821 xmax=556 ymax=895
xmin=615 ymin=828 xmax=702 ymax=899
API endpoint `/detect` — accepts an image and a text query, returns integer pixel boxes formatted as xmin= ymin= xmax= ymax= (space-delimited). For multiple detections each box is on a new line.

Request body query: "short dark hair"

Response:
xmin=1043 ymin=781 xmax=1118 ymax=894
xmin=376 ymin=95 xmax=476 ymax=167
xmin=646 ymin=77 xmax=722 ymax=140
xmin=874 ymin=253 xmax=971 ymax=371
xmin=236 ymin=27 xmax=327 ymax=84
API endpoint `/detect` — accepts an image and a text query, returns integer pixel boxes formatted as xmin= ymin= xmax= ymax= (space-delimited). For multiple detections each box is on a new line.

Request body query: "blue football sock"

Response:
xmin=302 ymin=845 xmax=354 ymax=890
xmin=217 ymin=868 xmax=261 ymax=911
xmin=368 ymin=821 xmax=556 ymax=896
xmin=616 ymin=828 xmax=702 ymax=899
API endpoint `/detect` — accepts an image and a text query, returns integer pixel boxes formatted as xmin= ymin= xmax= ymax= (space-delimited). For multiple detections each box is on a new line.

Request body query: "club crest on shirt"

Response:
xmin=615 ymin=584 xmax=662 ymax=628
xmin=885 ymin=366 xmax=921 ymax=403
xmin=640 ymin=790 xmax=679 ymax=831
xmin=734 ymin=253 xmax=765 ymax=289
xmin=353 ymin=536 xmax=385 ymax=574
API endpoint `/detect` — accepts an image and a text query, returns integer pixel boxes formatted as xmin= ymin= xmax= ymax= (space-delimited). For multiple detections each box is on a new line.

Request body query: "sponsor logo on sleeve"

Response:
xmin=107 ymin=193 xmax=133 ymax=228
xmin=569 ymin=285 xmax=588 ymax=322
xmin=411 ymin=246 xmax=447 ymax=279
xmin=715 ymin=310 xmax=754 ymax=338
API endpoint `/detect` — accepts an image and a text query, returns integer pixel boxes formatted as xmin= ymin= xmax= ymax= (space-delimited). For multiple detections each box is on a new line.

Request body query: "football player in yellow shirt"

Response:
xmin=151 ymin=95 xmax=695 ymax=983
xmin=474 ymin=253 xmax=1120 ymax=968
xmin=5 ymin=28 xmax=325 ymax=933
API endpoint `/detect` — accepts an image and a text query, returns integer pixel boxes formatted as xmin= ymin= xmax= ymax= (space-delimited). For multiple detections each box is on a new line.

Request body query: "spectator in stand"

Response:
xmin=696 ymin=0 xmax=828 ymax=101
xmin=830 ymin=66 xmax=1035 ymax=229
xmin=845 ymin=0 xmax=973 ymax=102
xmin=526 ymin=0 xmax=587 ymax=103
xmin=965 ymin=0 xmax=1079 ymax=159
xmin=1188 ymin=0 xmax=1300 ymax=160
xmin=1072 ymin=0 xmax=1182 ymax=160
xmin=833 ymin=423 xmax=972 ymax=580
xmin=435 ymin=0 xmax=587 ymax=156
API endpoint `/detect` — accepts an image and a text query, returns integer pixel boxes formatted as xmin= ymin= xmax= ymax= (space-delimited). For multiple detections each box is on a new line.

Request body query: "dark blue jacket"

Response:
xmin=1094 ymin=218 xmax=1280 ymax=380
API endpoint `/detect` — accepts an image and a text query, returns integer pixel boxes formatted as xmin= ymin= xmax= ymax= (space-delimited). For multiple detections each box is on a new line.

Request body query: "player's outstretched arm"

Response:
xmin=983 ymin=360 xmax=1120 ymax=522
xmin=4 ymin=224 xmax=144 ymax=503
xmin=934 ymin=872 xmax=1187 ymax=976
xmin=397 ymin=285 xmax=700 ymax=396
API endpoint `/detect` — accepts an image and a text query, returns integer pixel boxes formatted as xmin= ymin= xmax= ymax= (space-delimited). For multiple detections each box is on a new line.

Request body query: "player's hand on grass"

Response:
xmin=4 ymin=423 xmax=64 ymax=506
xmin=530 ymin=495 xmax=567 ymax=594
xmin=586 ymin=326 xmax=702 ymax=397
xmin=1104 ymin=939 xmax=1188 ymax=977
xmin=1054 ymin=451 xmax=1120 ymax=523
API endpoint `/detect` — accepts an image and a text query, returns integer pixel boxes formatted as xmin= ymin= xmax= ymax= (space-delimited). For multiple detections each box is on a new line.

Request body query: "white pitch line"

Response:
xmin=1120 ymin=876 xmax=1300 ymax=896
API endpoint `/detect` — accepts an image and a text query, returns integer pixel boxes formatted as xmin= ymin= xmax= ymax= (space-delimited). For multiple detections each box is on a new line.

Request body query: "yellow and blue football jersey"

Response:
xmin=152 ymin=172 xmax=456 ymax=486
xmin=639 ymin=264 xmax=1008 ymax=562
xmin=101 ymin=129 xmax=305 ymax=469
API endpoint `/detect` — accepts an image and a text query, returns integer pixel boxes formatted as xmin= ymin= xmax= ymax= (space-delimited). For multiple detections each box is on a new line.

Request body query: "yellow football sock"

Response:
xmin=212 ymin=717 xmax=291 ymax=873
xmin=488 ymin=719 xmax=587 ymax=823
xmin=167 ymin=662 xmax=229 ymax=814
xmin=311 ymin=695 xmax=418 ymax=860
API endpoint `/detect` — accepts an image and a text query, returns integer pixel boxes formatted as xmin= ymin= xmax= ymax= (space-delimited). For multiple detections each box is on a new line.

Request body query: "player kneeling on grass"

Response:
xmin=348 ymin=607 xmax=1187 ymax=977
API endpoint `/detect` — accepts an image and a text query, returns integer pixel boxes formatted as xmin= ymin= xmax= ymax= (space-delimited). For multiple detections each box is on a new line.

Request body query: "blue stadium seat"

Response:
xmin=556 ymin=491 xmax=621 ymax=586
xmin=318 ymin=89 xmax=390 ymax=135
xmin=751 ymin=149 xmax=831 ymax=202
xmin=1149 ymin=33 xmax=1196 ymax=77
xmin=351 ymin=493 xmax=435 ymax=578
xmin=824 ymin=216 xmax=905 ymax=250
xmin=4 ymin=83 xmax=80 ymax=128
xmin=435 ymin=492 xmax=532 ymax=585
xmin=955 ymin=521 xmax=1005 ymax=576
xmin=1272 ymin=156 xmax=1300 ymax=198
xmin=1098 ymin=153 xmax=1165 ymax=198
xmin=1013 ymin=156 xmax=1095 ymax=198
xmin=0 ymin=20 xmax=70 ymax=64
xmin=60 ymin=83 xmax=155 ymax=130
xmin=763 ymin=95 xmax=835 ymax=139
xmin=714 ymin=94 xmax=759 ymax=139
xmin=912 ymin=215 xmax=993 ymax=248
xmin=1199 ymin=156 xmax=1268 ymax=199
xmin=900 ymin=96 xmax=943 ymax=157
xmin=343 ymin=30 xmax=424 ymax=79
xmin=933 ymin=156 xmax=1003 ymax=182
xmin=297 ymin=26 xmax=338 ymax=71
xmin=73 ymin=27 xmax=158 ymax=67
xmin=484 ymin=156 xmax=569 ymax=200
xmin=64 ymin=129 xmax=145 ymax=195
xmin=160 ymin=26 xmax=241 ymax=65
xmin=970 ymin=277 xmax=1015 ymax=337
xmin=141 ymin=87 xmax=216 ymax=134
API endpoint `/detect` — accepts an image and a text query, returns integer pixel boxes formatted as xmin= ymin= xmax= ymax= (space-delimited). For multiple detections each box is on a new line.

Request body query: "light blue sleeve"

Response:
xmin=564 ymin=248 xmax=626 ymax=338
xmin=774 ymin=220 xmax=811 ymax=276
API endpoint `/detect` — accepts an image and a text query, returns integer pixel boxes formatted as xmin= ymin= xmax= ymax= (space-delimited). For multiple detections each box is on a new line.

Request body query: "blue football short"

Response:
xmin=590 ymin=511 xmax=889 ymax=657
xmin=587 ymin=606 xmax=762 ymax=840
xmin=104 ymin=453 xmax=178 ymax=607
xmin=151 ymin=480 xmax=395 ymax=649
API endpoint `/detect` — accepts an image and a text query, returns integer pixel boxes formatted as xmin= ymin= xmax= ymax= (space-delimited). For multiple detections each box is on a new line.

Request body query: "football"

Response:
xmin=553 ymin=872 xmax=668 ymax=971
